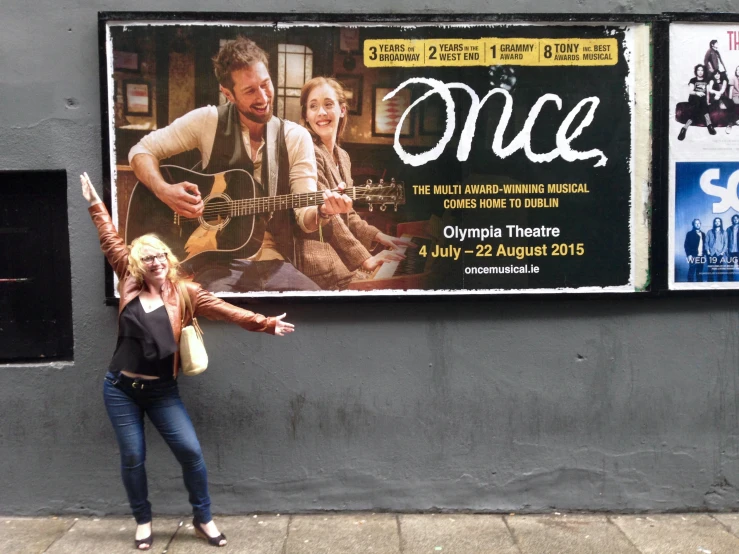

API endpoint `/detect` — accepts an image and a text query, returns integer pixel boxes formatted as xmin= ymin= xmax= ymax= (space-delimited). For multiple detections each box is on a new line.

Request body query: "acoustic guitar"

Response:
xmin=124 ymin=165 xmax=405 ymax=270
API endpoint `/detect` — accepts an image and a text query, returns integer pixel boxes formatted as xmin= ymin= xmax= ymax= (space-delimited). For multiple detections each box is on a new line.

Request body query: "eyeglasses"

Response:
xmin=141 ymin=253 xmax=167 ymax=265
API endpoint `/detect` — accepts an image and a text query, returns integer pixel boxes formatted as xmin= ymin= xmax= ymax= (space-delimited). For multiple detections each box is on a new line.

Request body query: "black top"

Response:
xmin=690 ymin=77 xmax=708 ymax=94
xmin=109 ymin=297 xmax=177 ymax=378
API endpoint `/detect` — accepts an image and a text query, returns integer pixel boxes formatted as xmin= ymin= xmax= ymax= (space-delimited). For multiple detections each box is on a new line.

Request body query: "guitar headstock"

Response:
xmin=361 ymin=178 xmax=406 ymax=212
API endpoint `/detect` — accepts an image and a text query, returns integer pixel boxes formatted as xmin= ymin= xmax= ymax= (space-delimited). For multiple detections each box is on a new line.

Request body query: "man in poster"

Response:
xmin=705 ymin=216 xmax=727 ymax=282
xmin=128 ymin=37 xmax=353 ymax=292
xmin=726 ymin=214 xmax=739 ymax=280
xmin=684 ymin=218 xmax=707 ymax=282
xmin=704 ymin=39 xmax=727 ymax=80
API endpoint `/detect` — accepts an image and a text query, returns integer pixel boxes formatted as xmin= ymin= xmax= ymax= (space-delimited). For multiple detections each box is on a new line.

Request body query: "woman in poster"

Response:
xmin=707 ymin=71 xmax=739 ymax=134
xmin=727 ymin=66 xmax=739 ymax=133
xmin=678 ymin=64 xmax=715 ymax=140
xmin=731 ymin=66 xmax=739 ymax=103
xmin=296 ymin=77 xmax=414 ymax=289
xmin=79 ymin=173 xmax=294 ymax=550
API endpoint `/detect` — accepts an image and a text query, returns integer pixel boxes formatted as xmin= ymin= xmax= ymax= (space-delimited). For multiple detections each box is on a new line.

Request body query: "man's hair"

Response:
xmin=694 ymin=64 xmax=705 ymax=76
xmin=213 ymin=37 xmax=269 ymax=90
xmin=710 ymin=39 xmax=718 ymax=47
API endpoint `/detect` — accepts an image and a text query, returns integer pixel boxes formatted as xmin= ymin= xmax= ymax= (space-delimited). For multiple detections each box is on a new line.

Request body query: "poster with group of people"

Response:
xmin=102 ymin=16 xmax=651 ymax=298
xmin=670 ymin=21 xmax=739 ymax=290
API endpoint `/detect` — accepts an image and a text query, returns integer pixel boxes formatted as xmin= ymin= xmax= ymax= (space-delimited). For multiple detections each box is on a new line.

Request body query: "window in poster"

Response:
xmin=668 ymin=20 xmax=739 ymax=290
xmin=419 ymin=91 xmax=446 ymax=136
xmin=101 ymin=15 xmax=651 ymax=300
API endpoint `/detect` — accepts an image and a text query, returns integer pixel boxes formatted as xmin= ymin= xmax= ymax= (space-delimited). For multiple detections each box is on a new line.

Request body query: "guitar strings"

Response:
xmin=193 ymin=186 xmax=400 ymax=219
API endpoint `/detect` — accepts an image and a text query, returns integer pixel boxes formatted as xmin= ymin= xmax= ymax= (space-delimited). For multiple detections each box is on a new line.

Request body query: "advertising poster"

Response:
xmin=669 ymin=22 xmax=739 ymax=289
xmin=101 ymin=16 xmax=650 ymax=298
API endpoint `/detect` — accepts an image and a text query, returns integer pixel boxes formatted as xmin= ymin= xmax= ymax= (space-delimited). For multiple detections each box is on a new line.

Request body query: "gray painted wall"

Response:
xmin=2 ymin=0 xmax=739 ymax=517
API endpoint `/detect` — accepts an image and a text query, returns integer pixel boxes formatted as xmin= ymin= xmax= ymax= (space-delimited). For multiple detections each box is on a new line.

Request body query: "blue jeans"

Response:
xmin=103 ymin=372 xmax=212 ymax=524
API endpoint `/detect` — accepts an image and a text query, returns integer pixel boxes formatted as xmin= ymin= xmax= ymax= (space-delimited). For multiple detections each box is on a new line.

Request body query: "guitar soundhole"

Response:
xmin=200 ymin=194 xmax=232 ymax=232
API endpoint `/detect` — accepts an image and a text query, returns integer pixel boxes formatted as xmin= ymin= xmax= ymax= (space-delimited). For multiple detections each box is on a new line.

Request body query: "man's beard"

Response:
xmin=240 ymin=103 xmax=273 ymax=124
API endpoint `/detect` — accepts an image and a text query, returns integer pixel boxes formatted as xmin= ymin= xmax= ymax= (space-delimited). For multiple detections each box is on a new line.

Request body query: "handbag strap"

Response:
xmin=177 ymin=281 xmax=194 ymax=324
xmin=178 ymin=282 xmax=205 ymax=337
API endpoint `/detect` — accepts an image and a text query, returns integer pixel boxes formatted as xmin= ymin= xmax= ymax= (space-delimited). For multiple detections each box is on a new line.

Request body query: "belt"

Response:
xmin=112 ymin=372 xmax=176 ymax=390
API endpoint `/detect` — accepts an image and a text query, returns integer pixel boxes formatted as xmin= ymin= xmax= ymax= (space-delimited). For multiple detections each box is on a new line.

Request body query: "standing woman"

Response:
xmin=80 ymin=173 xmax=293 ymax=550
xmin=296 ymin=77 xmax=414 ymax=290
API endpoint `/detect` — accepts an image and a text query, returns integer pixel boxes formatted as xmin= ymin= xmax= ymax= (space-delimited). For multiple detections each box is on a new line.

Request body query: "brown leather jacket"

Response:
xmin=88 ymin=202 xmax=277 ymax=377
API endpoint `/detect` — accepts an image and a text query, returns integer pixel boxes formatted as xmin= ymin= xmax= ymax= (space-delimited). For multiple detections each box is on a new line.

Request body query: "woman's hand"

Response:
xmin=375 ymin=232 xmax=418 ymax=250
xmin=361 ymin=248 xmax=406 ymax=272
xmin=274 ymin=313 xmax=295 ymax=337
xmin=80 ymin=172 xmax=102 ymax=206
xmin=320 ymin=181 xmax=353 ymax=216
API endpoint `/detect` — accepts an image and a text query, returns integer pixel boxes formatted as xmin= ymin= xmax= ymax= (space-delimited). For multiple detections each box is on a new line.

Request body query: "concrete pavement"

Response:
xmin=4 ymin=512 xmax=739 ymax=553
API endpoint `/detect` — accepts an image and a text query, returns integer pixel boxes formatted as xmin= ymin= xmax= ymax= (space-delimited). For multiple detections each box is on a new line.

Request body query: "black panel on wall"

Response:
xmin=0 ymin=170 xmax=73 ymax=362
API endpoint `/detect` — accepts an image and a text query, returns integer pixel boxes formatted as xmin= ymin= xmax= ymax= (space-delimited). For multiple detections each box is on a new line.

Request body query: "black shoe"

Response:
xmin=193 ymin=519 xmax=227 ymax=547
xmin=678 ymin=128 xmax=687 ymax=141
xmin=135 ymin=535 xmax=153 ymax=551
xmin=708 ymin=124 xmax=717 ymax=135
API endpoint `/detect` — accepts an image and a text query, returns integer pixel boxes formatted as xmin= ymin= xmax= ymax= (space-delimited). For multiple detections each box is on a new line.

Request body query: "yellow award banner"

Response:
xmin=364 ymin=38 xmax=618 ymax=67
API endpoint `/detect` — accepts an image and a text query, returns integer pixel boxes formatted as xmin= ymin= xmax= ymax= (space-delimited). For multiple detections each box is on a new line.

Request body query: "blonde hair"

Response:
xmin=300 ymin=77 xmax=348 ymax=145
xmin=125 ymin=234 xmax=181 ymax=288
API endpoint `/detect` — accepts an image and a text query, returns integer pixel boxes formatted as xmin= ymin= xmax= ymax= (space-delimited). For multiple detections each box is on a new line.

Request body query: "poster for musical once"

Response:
xmin=101 ymin=16 xmax=650 ymax=298
xmin=669 ymin=21 xmax=739 ymax=290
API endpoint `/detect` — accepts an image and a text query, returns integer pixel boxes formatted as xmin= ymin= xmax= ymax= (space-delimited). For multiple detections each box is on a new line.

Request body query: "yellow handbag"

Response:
xmin=178 ymin=282 xmax=208 ymax=376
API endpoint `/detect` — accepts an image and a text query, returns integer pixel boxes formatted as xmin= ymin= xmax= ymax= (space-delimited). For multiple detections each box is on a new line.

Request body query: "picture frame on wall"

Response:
xmin=372 ymin=85 xmax=413 ymax=137
xmin=337 ymin=74 xmax=363 ymax=115
xmin=113 ymin=50 xmax=140 ymax=72
xmin=123 ymin=80 xmax=151 ymax=116
xmin=339 ymin=27 xmax=361 ymax=54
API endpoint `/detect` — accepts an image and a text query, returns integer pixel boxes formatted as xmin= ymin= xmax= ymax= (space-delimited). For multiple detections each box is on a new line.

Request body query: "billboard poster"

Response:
xmin=669 ymin=22 xmax=739 ymax=290
xmin=101 ymin=16 xmax=650 ymax=299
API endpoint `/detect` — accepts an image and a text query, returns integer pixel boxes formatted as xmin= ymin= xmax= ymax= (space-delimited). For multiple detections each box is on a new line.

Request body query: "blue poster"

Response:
xmin=673 ymin=162 xmax=739 ymax=286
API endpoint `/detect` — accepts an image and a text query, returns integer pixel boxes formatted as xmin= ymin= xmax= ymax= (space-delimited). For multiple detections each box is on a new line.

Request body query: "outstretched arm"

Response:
xmin=191 ymin=284 xmax=295 ymax=336
xmin=80 ymin=172 xmax=102 ymax=206
xmin=80 ymin=173 xmax=130 ymax=279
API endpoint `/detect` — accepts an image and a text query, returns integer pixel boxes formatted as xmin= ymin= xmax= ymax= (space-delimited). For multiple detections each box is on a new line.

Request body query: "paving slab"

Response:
xmin=1 ymin=517 xmax=73 ymax=554
xmin=612 ymin=514 xmax=739 ymax=554
xmin=286 ymin=514 xmax=400 ymax=554
xmin=168 ymin=514 xmax=288 ymax=554
xmin=399 ymin=514 xmax=519 ymax=554
xmin=507 ymin=514 xmax=641 ymax=554
xmin=712 ymin=513 xmax=739 ymax=538
xmin=45 ymin=516 xmax=181 ymax=554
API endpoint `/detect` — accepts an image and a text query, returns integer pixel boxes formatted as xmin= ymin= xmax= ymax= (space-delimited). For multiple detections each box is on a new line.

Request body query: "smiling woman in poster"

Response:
xmin=80 ymin=173 xmax=293 ymax=550
xmin=296 ymin=76 xmax=415 ymax=289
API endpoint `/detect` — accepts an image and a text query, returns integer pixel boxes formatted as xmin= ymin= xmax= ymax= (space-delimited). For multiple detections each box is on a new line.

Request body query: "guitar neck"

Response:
xmin=235 ymin=190 xmax=329 ymax=216
xmin=230 ymin=186 xmax=394 ymax=216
